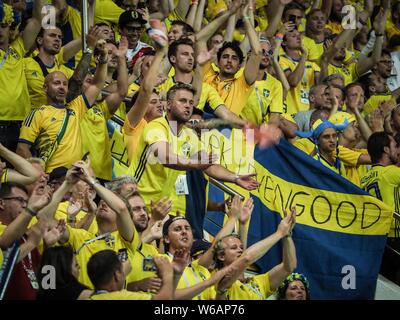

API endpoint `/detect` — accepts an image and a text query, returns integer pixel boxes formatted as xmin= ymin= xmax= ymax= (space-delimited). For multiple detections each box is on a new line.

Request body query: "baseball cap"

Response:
xmin=118 ymin=10 xmax=146 ymax=28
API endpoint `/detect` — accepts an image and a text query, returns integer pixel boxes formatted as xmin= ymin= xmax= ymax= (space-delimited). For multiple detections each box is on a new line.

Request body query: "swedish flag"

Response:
xmin=247 ymin=139 xmax=392 ymax=299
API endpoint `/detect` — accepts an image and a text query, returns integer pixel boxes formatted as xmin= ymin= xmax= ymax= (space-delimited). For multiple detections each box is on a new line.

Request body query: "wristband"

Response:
xmin=275 ymin=36 xmax=284 ymax=41
xmin=99 ymin=57 xmax=108 ymax=65
xmin=84 ymin=47 xmax=94 ymax=55
xmin=275 ymin=33 xmax=284 ymax=38
xmin=26 ymin=207 xmax=38 ymax=217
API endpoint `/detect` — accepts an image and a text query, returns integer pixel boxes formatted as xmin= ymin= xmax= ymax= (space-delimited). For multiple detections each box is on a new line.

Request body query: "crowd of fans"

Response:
xmin=0 ymin=0 xmax=400 ymax=300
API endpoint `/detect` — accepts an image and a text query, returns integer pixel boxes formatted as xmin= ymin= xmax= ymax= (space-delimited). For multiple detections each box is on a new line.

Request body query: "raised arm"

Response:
xmin=23 ymin=0 xmax=44 ymax=51
xmin=262 ymin=0 xmax=287 ymax=38
xmin=243 ymin=3 xmax=262 ymax=86
xmin=175 ymin=0 xmax=191 ymax=21
xmin=126 ymin=46 xmax=167 ymax=127
xmin=185 ymin=2 xmax=198 ymax=27
xmin=75 ymin=162 xmax=136 ymax=243
xmin=285 ymin=46 xmax=308 ymax=88
xmin=356 ymin=8 xmax=386 ymax=76
xmin=0 ymin=144 xmax=40 ymax=184
xmin=198 ymin=195 xmax=242 ymax=268
xmin=193 ymin=0 xmax=206 ymax=33
xmin=104 ymin=37 xmax=129 ymax=115
xmin=84 ymin=39 xmax=108 ymax=106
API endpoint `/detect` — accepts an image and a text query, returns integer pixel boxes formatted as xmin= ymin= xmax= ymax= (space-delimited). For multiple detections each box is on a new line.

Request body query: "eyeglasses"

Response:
xmin=2 ymin=197 xmax=28 ymax=205
xmin=262 ymin=48 xmax=273 ymax=57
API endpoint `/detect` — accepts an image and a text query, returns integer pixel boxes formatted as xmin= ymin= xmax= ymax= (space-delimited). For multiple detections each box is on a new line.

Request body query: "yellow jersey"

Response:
xmin=293 ymin=137 xmax=315 ymax=155
xmin=126 ymin=242 xmax=159 ymax=284
xmin=204 ymin=68 xmax=253 ymax=115
xmin=0 ymin=37 xmax=31 ymax=120
xmin=94 ymin=0 xmax=124 ymax=25
xmin=240 ymin=72 xmax=284 ymax=125
xmin=327 ymin=62 xmax=358 ymax=86
xmin=81 ymin=101 xmax=112 ymax=181
xmin=157 ymin=76 xmax=225 ymax=114
xmin=226 ymin=272 xmax=274 ymax=300
xmin=55 ymin=201 xmax=98 ymax=235
xmin=90 ymin=289 xmax=152 ymax=300
xmin=66 ymin=225 xmax=139 ymax=288
xmin=363 ymin=94 xmax=393 ymax=115
xmin=19 ymin=95 xmax=89 ymax=173
xmin=279 ymin=55 xmax=320 ymax=115
xmin=326 ymin=20 xmax=343 ymax=35
xmin=361 ymin=165 xmax=400 ymax=237
xmin=128 ymin=116 xmax=201 ymax=215
xmin=313 ymin=153 xmax=347 ymax=177
xmin=24 ymin=56 xmax=74 ymax=109
xmin=338 ymin=146 xmax=368 ymax=187
xmin=302 ymin=36 xmax=324 ymax=63
xmin=123 ymin=117 xmax=148 ymax=165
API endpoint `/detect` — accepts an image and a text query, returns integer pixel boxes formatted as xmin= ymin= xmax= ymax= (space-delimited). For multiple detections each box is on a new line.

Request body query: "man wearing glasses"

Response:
xmin=118 ymin=9 xmax=153 ymax=71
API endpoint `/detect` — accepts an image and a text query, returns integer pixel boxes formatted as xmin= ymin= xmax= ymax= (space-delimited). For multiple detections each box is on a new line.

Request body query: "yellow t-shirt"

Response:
xmin=326 ymin=20 xmax=343 ymax=35
xmin=240 ymin=72 xmax=284 ymax=124
xmin=0 ymin=222 xmax=6 ymax=266
xmin=327 ymin=63 xmax=358 ymax=86
xmin=293 ymin=137 xmax=315 ymax=155
xmin=61 ymin=5 xmax=83 ymax=68
xmin=0 ymin=37 xmax=31 ymax=120
xmin=279 ymin=55 xmax=320 ymax=115
xmin=175 ymin=257 xmax=216 ymax=300
xmin=66 ymin=225 xmax=139 ymax=288
xmin=55 ymin=201 xmax=98 ymax=235
xmin=94 ymin=0 xmax=124 ymax=25
xmin=24 ymin=56 xmax=74 ymax=109
xmin=126 ymin=242 xmax=159 ymax=284
xmin=387 ymin=23 xmax=400 ymax=41
xmin=314 ymin=153 xmax=347 ymax=177
xmin=81 ymin=101 xmax=112 ymax=181
xmin=302 ymin=36 xmax=324 ymax=63
xmin=158 ymin=76 xmax=225 ymax=114
xmin=363 ymin=94 xmax=393 ymax=115
xmin=128 ymin=116 xmax=201 ymax=215
xmin=338 ymin=146 xmax=368 ymax=187
xmin=204 ymin=68 xmax=253 ymax=115
xmin=361 ymin=165 xmax=400 ymax=237
xmin=19 ymin=95 xmax=89 ymax=173
xmin=90 ymin=289 xmax=152 ymax=300
xmin=123 ymin=117 xmax=148 ymax=165
xmin=226 ymin=272 xmax=274 ymax=300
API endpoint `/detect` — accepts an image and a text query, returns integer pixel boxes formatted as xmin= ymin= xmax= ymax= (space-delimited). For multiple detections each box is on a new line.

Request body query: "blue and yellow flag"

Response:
xmin=248 ymin=139 xmax=392 ymax=299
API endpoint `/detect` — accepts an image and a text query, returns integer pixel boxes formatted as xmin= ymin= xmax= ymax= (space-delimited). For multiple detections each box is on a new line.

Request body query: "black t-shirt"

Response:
xmin=37 ymin=280 xmax=88 ymax=300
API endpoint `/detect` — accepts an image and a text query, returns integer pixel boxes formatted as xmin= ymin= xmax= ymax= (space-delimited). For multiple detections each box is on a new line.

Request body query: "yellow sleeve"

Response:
xmin=253 ymin=272 xmax=274 ymax=298
xmin=386 ymin=166 xmax=400 ymax=186
xmin=94 ymin=0 xmax=125 ymax=25
xmin=338 ymin=146 xmax=363 ymax=167
xmin=123 ymin=117 xmax=147 ymax=136
xmin=64 ymin=5 xmax=82 ymax=38
xmin=311 ymin=61 xmax=321 ymax=73
xmin=68 ymin=95 xmax=90 ymax=120
xmin=11 ymin=36 xmax=27 ymax=58
xmin=19 ymin=108 xmax=42 ymax=145
xmin=1 ymin=169 xmax=9 ymax=183
xmin=143 ymin=120 xmax=169 ymax=145
xmin=198 ymin=83 xmax=224 ymax=112
xmin=279 ymin=56 xmax=292 ymax=72
xmin=65 ymin=225 xmax=93 ymax=251
xmin=269 ymin=80 xmax=284 ymax=114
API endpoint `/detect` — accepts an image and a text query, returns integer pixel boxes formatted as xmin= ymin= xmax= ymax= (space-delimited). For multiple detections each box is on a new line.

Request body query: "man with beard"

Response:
xmin=158 ymin=38 xmax=246 ymax=127
xmin=124 ymin=191 xmax=163 ymax=293
xmin=240 ymin=39 xmax=284 ymax=126
xmin=361 ymin=132 xmax=400 ymax=284
xmin=16 ymin=43 xmax=109 ymax=173
xmin=24 ymin=26 xmax=83 ymax=109
xmin=128 ymin=83 xmax=260 ymax=217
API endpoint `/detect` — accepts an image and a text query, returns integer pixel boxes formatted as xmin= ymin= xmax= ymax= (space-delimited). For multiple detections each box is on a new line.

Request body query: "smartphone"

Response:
xmin=118 ymin=248 xmax=128 ymax=262
xmin=143 ymin=257 xmax=157 ymax=272
xmin=288 ymin=14 xmax=298 ymax=28
xmin=82 ymin=151 xmax=90 ymax=162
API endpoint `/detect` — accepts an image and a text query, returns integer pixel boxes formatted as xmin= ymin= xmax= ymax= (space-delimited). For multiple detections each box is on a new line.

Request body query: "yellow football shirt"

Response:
xmin=0 ymin=37 xmax=31 ymax=120
xmin=279 ymin=55 xmax=320 ymax=115
xmin=19 ymin=95 xmax=88 ymax=173
xmin=24 ymin=56 xmax=74 ymax=109
xmin=326 ymin=20 xmax=343 ymax=35
xmin=293 ymin=137 xmax=315 ymax=155
xmin=81 ymin=101 xmax=112 ymax=181
xmin=363 ymin=94 xmax=393 ymax=115
xmin=126 ymin=242 xmax=159 ymax=284
xmin=94 ymin=0 xmax=124 ymax=25
xmin=361 ymin=165 xmax=400 ymax=237
xmin=123 ymin=117 xmax=148 ymax=164
xmin=129 ymin=116 xmax=201 ymax=215
xmin=226 ymin=272 xmax=274 ymax=300
xmin=66 ymin=225 xmax=139 ymax=288
xmin=314 ymin=154 xmax=347 ymax=177
xmin=204 ymin=69 xmax=253 ymax=115
xmin=240 ymin=72 xmax=284 ymax=125
xmin=90 ymin=289 xmax=152 ymax=300
xmin=327 ymin=62 xmax=358 ymax=86
xmin=302 ymin=36 xmax=324 ymax=63
xmin=338 ymin=146 xmax=368 ymax=187
xmin=55 ymin=201 xmax=98 ymax=235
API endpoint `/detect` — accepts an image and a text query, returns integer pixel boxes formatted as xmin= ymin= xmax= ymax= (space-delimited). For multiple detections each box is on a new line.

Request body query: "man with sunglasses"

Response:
xmin=241 ymin=39 xmax=284 ymax=126
xmin=118 ymin=9 xmax=152 ymax=72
